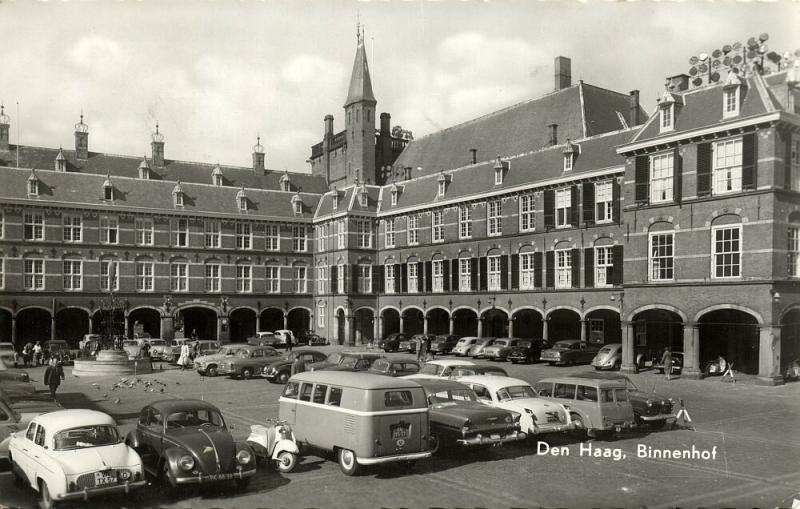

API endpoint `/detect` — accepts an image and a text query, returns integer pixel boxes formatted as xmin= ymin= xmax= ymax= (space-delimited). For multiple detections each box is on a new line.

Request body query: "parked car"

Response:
xmin=0 ymin=390 xmax=60 ymax=463
xmin=416 ymin=379 xmax=525 ymax=448
xmin=122 ymin=339 xmax=144 ymax=360
xmin=247 ymin=331 xmax=276 ymax=346
xmin=570 ymin=372 xmax=675 ymax=428
xmin=457 ymin=376 xmax=575 ymax=437
xmin=162 ymin=339 xmax=220 ymax=363
xmin=0 ymin=357 xmax=30 ymax=384
xmin=194 ymin=344 xmax=254 ymax=377
xmin=217 ymin=346 xmax=283 ymax=379
xmin=1 ymin=387 xmax=62 ymax=414
xmin=279 ymin=371 xmax=434 ymax=475
xmin=0 ymin=342 xmax=16 ymax=367
xmin=482 ymin=338 xmax=520 ymax=361
xmin=319 ymin=352 xmax=385 ymax=372
xmin=403 ymin=359 xmax=476 ymax=380
xmin=430 ymin=335 xmax=461 ymax=355
xmin=78 ymin=334 xmax=102 ymax=352
xmin=652 ymin=351 xmax=684 ymax=374
xmin=368 ymin=358 xmax=421 ymax=377
xmin=451 ymin=337 xmax=480 ymax=357
xmin=306 ymin=351 xmax=383 ymax=372
xmin=296 ymin=332 xmax=328 ymax=346
xmin=380 ymin=333 xmax=410 ymax=353
xmin=533 ymin=376 xmax=637 ymax=438
xmin=262 ymin=350 xmax=329 ymax=384
xmin=400 ymin=334 xmax=431 ymax=353
xmin=449 ymin=365 xmax=508 ymax=378
xmin=143 ymin=339 xmax=170 ymax=359
xmin=469 ymin=338 xmax=497 ymax=359
xmin=126 ymin=400 xmax=256 ymax=489
xmin=273 ymin=330 xmax=296 ymax=347
xmin=590 ymin=343 xmax=623 ymax=371
xmin=540 ymin=340 xmax=600 ymax=366
xmin=10 ymin=409 xmax=145 ymax=508
xmin=507 ymin=339 xmax=549 ymax=364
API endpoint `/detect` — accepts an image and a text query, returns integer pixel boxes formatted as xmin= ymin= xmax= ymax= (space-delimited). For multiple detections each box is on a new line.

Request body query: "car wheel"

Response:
xmin=275 ymin=451 xmax=297 ymax=473
xmin=569 ymin=413 xmax=586 ymax=438
xmin=649 ymin=419 xmax=667 ymax=430
xmin=338 ymin=448 xmax=360 ymax=476
xmin=206 ymin=365 xmax=218 ymax=377
xmin=161 ymin=461 xmax=178 ymax=489
xmin=241 ymin=368 xmax=254 ymax=380
xmin=40 ymin=480 xmax=57 ymax=509
xmin=277 ymin=371 xmax=289 ymax=384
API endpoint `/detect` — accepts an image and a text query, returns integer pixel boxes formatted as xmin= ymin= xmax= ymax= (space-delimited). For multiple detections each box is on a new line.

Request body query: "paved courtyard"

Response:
xmin=2 ymin=346 xmax=799 ymax=508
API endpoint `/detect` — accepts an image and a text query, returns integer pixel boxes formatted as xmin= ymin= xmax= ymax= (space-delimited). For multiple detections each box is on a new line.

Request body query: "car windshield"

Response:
xmin=496 ymin=385 xmax=537 ymax=401
xmin=494 ymin=340 xmax=508 ymax=346
xmin=54 ymin=425 xmax=120 ymax=451
xmin=166 ymin=409 xmax=225 ymax=429
xmin=419 ymin=364 xmax=444 ymax=375
xmin=553 ymin=341 xmax=573 ymax=349
xmin=599 ymin=346 xmax=614 ymax=353
xmin=339 ymin=357 xmax=360 ymax=368
xmin=326 ymin=353 xmax=342 ymax=364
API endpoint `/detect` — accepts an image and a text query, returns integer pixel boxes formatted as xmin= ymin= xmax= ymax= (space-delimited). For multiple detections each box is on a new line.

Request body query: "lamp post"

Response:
xmin=610 ymin=292 xmax=635 ymax=372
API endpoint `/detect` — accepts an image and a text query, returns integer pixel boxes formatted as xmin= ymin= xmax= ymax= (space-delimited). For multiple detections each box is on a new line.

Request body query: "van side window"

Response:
xmin=534 ymin=382 xmax=552 ymax=397
xmin=600 ymin=389 xmax=614 ymax=403
xmin=384 ymin=390 xmax=413 ymax=408
xmin=313 ymin=384 xmax=328 ymax=404
xmin=282 ymin=381 xmax=299 ymax=399
xmin=327 ymin=386 xmax=343 ymax=407
xmin=26 ymin=423 xmax=36 ymax=441
xmin=299 ymin=383 xmax=313 ymax=402
xmin=614 ymin=388 xmax=628 ymax=402
xmin=576 ymin=385 xmax=598 ymax=402
xmin=554 ymin=383 xmax=576 ymax=399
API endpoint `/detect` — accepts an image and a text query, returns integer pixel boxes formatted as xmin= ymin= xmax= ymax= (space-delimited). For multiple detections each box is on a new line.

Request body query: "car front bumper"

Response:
xmin=529 ymin=421 xmax=576 ymax=434
xmin=356 ymin=450 xmax=433 ymax=465
xmin=457 ymin=430 xmax=527 ymax=446
xmin=175 ymin=467 xmax=257 ymax=484
xmin=57 ymin=480 xmax=146 ymax=501
xmin=639 ymin=413 xmax=675 ymax=422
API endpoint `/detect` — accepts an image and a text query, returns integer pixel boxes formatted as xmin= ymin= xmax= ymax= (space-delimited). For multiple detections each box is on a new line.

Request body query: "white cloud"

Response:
xmin=68 ymin=36 xmax=128 ymax=77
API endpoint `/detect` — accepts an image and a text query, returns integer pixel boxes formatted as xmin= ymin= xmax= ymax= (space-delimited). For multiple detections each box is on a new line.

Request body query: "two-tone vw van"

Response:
xmin=278 ymin=371 xmax=434 ymax=475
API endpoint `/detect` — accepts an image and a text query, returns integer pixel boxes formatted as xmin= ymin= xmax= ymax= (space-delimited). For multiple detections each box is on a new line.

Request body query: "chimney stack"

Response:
xmin=74 ymin=114 xmax=89 ymax=160
xmin=548 ymin=124 xmax=558 ymax=146
xmin=554 ymin=56 xmax=572 ymax=91
xmin=380 ymin=112 xmax=391 ymax=134
xmin=469 ymin=148 xmax=477 ymax=164
xmin=151 ymin=123 xmax=165 ymax=167
xmin=324 ymin=114 xmax=334 ymax=137
xmin=629 ymin=90 xmax=641 ymax=127
xmin=252 ymin=135 xmax=265 ymax=174
xmin=0 ymin=104 xmax=9 ymax=151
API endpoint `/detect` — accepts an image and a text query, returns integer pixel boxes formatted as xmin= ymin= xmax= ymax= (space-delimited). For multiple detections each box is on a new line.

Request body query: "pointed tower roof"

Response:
xmin=344 ymin=26 xmax=376 ymax=108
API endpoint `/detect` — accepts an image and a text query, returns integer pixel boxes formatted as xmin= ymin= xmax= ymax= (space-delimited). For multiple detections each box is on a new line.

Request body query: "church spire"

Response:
xmin=344 ymin=23 xmax=376 ymax=108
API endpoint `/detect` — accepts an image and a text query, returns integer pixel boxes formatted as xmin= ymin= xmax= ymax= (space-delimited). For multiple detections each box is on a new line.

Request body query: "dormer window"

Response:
xmin=55 ymin=149 xmax=67 ymax=172
xmin=438 ymin=180 xmax=445 ymax=197
xmin=437 ymin=173 xmax=448 ymax=197
xmin=390 ymin=183 xmax=399 ymax=206
xmin=280 ymin=172 xmax=291 ymax=192
xmin=27 ymin=170 xmax=39 ymax=196
xmin=493 ymin=157 xmax=507 ymax=185
xmin=332 ymin=192 xmax=339 ymax=210
xmin=236 ymin=187 xmax=248 ymax=211
xmin=138 ymin=158 xmax=150 ymax=180
xmin=723 ymin=73 xmax=743 ymax=118
xmin=172 ymin=182 xmax=184 ymax=207
xmin=403 ymin=167 xmax=412 ymax=180
xmin=212 ymin=165 xmax=223 ymax=187
xmin=563 ymin=139 xmax=578 ymax=172
xmin=659 ymin=90 xmax=676 ymax=133
xmin=102 ymin=174 xmax=114 ymax=201
xmin=291 ymin=192 xmax=303 ymax=215
xmin=359 ymin=188 xmax=368 ymax=207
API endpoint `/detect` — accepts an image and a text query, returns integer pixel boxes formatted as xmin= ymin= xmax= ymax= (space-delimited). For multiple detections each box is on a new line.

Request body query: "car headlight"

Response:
xmin=236 ymin=450 xmax=252 ymax=464
xmin=646 ymin=400 xmax=653 ymax=407
xmin=118 ymin=469 xmax=132 ymax=481
xmin=504 ymin=415 xmax=512 ymax=423
xmin=178 ymin=455 xmax=194 ymax=470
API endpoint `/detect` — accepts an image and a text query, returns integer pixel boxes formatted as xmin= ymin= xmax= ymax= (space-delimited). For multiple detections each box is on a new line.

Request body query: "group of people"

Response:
xmin=14 ymin=341 xmax=45 ymax=367
xmin=177 ymin=336 xmax=204 ymax=370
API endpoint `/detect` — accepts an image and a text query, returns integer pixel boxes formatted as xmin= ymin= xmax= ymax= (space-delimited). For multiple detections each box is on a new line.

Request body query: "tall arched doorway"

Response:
xmin=402 ymin=309 xmax=424 ymax=335
xmin=178 ymin=307 xmax=216 ymax=341
xmin=55 ymin=308 xmax=89 ymax=346
xmin=482 ymin=309 xmax=508 ymax=338
xmin=381 ymin=309 xmax=400 ymax=338
xmin=782 ymin=308 xmax=800 ymax=373
xmin=0 ymin=309 xmax=12 ymax=343
xmin=92 ymin=308 xmax=124 ymax=337
xmin=128 ymin=308 xmax=161 ymax=339
xmin=426 ymin=308 xmax=450 ymax=335
xmin=288 ymin=308 xmax=311 ymax=334
xmin=585 ymin=309 xmax=621 ymax=346
xmin=698 ymin=309 xmax=759 ymax=375
xmin=452 ymin=309 xmax=478 ymax=337
xmin=511 ymin=309 xmax=543 ymax=339
xmin=16 ymin=308 xmax=51 ymax=347
xmin=547 ymin=309 xmax=580 ymax=341
xmin=354 ymin=309 xmax=374 ymax=344
xmin=630 ymin=308 xmax=684 ymax=357
xmin=229 ymin=308 xmax=256 ymax=343
xmin=260 ymin=308 xmax=284 ymax=333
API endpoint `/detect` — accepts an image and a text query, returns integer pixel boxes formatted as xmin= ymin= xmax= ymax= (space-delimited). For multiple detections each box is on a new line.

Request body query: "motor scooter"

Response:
xmin=704 ymin=356 xmax=728 ymax=376
xmin=246 ymin=418 xmax=300 ymax=473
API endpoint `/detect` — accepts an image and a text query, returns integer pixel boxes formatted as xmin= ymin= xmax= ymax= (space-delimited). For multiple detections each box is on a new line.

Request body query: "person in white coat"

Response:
xmin=178 ymin=343 xmax=191 ymax=371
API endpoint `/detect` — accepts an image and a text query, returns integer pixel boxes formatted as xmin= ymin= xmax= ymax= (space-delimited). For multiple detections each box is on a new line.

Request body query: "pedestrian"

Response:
xmin=286 ymin=333 xmax=293 ymax=353
xmin=290 ymin=355 xmax=305 ymax=376
xmin=178 ymin=342 xmax=191 ymax=371
xmin=141 ymin=342 xmax=151 ymax=359
xmin=661 ymin=347 xmax=673 ymax=381
xmin=425 ymin=336 xmax=433 ymax=361
xmin=33 ymin=341 xmax=43 ymax=367
xmin=192 ymin=341 xmax=199 ymax=361
xmin=417 ymin=337 xmax=428 ymax=362
xmin=43 ymin=358 xmax=65 ymax=400
xmin=191 ymin=329 xmax=198 ymax=340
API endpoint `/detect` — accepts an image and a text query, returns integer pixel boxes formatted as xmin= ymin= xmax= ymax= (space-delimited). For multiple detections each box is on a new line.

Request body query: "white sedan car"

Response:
xmin=457 ymin=375 xmax=576 ymax=436
xmin=9 ymin=409 xmax=145 ymax=509
xmin=402 ymin=359 xmax=475 ymax=380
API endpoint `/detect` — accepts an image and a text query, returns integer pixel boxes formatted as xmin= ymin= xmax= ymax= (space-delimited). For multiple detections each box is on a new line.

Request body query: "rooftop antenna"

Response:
xmin=16 ymin=101 xmax=20 ymax=168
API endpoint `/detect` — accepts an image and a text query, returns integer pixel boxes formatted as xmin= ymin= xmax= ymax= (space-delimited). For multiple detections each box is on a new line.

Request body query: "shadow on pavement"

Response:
xmin=55 ymin=391 xmax=143 ymax=422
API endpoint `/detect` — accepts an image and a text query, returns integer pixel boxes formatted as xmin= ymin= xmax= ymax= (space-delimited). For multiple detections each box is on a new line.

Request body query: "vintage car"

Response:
xmin=262 ymin=349 xmax=329 ymax=384
xmin=416 ymin=379 xmax=525 ymax=448
xmin=451 ymin=337 xmax=481 ymax=357
xmin=46 ymin=340 xmax=75 ymax=365
xmin=0 ymin=357 xmax=31 ymax=384
xmin=9 ymin=409 xmax=145 ymax=508
xmin=458 ymin=375 xmax=575 ymax=437
xmin=590 ymin=343 xmax=623 ymax=371
xmin=144 ymin=339 xmax=170 ymax=360
xmin=0 ymin=342 xmax=16 ymax=367
xmin=507 ymin=339 xmax=549 ymax=364
xmin=449 ymin=365 xmax=508 ymax=378
xmin=367 ymin=358 xmax=421 ymax=377
xmin=652 ymin=351 xmax=684 ymax=374
xmin=1 ymin=386 xmax=61 ymax=413
xmin=403 ymin=359 xmax=476 ymax=380
xmin=534 ymin=376 xmax=637 ymax=438
xmin=540 ymin=340 xmax=600 ymax=366
xmin=122 ymin=339 xmax=145 ymax=360
xmin=216 ymin=346 xmax=283 ymax=379
xmin=247 ymin=331 xmax=276 ymax=346
xmin=296 ymin=332 xmax=328 ymax=346
xmin=0 ymin=391 xmax=60 ymax=462
xmin=481 ymin=338 xmax=520 ymax=361
xmin=162 ymin=339 xmax=220 ymax=363
xmin=306 ymin=351 xmax=383 ymax=372
xmin=430 ymin=335 xmax=461 ymax=355
xmin=194 ymin=344 xmax=254 ymax=377
xmin=319 ymin=352 xmax=385 ymax=372
xmin=571 ymin=372 xmax=675 ymax=428
xmin=273 ymin=330 xmax=296 ymax=347
xmin=469 ymin=338 xmax=497 ymax=359
xmin=126 ymin=400 xmax=256 ymax=489
xmin=380 ymin=332 xmax=410 ymax=353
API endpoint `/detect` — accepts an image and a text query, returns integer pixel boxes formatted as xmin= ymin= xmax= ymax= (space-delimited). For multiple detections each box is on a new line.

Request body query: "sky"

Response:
xmin=0 ymin=1 xmax=798 ymax=174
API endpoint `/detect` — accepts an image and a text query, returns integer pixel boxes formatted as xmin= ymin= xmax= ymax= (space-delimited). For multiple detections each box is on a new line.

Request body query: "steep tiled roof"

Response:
xmin=390 ymin=82 xmax=647 ymax=178
xmin=344 ymin=38 xmax=376 ymax=107
xmin=379 ymin=128 xmax=638 ymax=214
xmin=314 ymin=187 xmax=355 ymax=220
xmin=0 ymin=145 xmax=329 ymax=194
xmin=0 ymin=167 xmax=320 ymax=221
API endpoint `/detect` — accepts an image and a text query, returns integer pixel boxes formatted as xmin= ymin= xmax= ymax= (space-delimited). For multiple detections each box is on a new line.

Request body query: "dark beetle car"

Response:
xmin=295 ymin=331 xmax=328 ymax=346
xmin=571 ymin=372 xmax=675 ymax=428
xmin=126 ymin=400 xmax=256 ymax=489
xmin=262 ymin=349 xmax=328 ymax=384
xmin=367 ymin=358 xmax=421 ymax=377
xmin=430 ymin=335 xmax=461 ymax=355
xmin=306 ymin=351 xmax=384 ymax=372
xmin=380 ymin=333 xmax=409 ymax=353
xmin=507 ymin=339 xmax=549 ymax=364
xmin=416 ymin=379 xmax=525 ymax=448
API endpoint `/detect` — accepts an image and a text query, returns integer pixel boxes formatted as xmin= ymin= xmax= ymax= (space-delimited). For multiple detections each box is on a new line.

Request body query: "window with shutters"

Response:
xmin=24 ymin=211 xmax=44 ymax=241
xmin=555 ymin=250 xmax=572 ymax=288
xmin=385 ymin=219 xmax=396 ymax=248
xmin=520 ymin=253 xmax=535 ymax=289
xmin=236 ymin=265 xmax=252 ymax=293
xmin=488 ymin=255 xmax=502 ymax=291
xmin=337 ymin=219 xmax=347 ymax=249
xmin=660 ymin=104 xmax=674 ymax=132
xmin=555 ymin=189 xmax=571 ymax=228
xmin=317 ymin=265 xmax=327 ymax=294
xmin=205 ymin=263 xmax=220 ymax=292
xmin=266 ymin=224 xmax=280 ymax=251
xmin=649 ymin=233 xmax=674 ymax=281
xmin=712 ymin=225 xmax=741 ymax=278
xmin=236 ymin=223 xmax=252 ymax=250
xmin=337 ymin=263 xmax=345 ymax=294
xmin=519 ymin=195 xmax=535 ymax=232
xmin=63 ymin=214 xmax=82 ymax=243
xmin=789 ymin=226 xmax=800 ymax=277
xmin=135 ymin=261 xmax=154 ymax=292
xmin=385 ymin=263 xmax=396 ymax=293
xmin=459 ymin=205 xmax=472 ymax=239
xmin=356 ymin=220 xmax=372 ymax=248
xmin=459 ymin=258 xmax=471 ymax=291
xmin=790 ymin=135 xmax=800 ymax=191
xmin=317 ymin=305 xmax=326 ymax=328
xmin=650 ymin=153 xmax=674 ymax=203
xmin=63 ymin=260 xmax=82 ymax=291
xmin=171 ymin=262 xmax=188 ymax=292
xmin=595 ymin=182 xmax=613 ymax=223
xmin=100 ymin=260 xmax=119 ymax=291
xmin=266 ymin=265 xmax=280 ymax=293
xmin=358 ymin=264 xmax=372 ymax=294
xmin=723 ymin=87 xmax=740 ymax=118
xmin=407 ymin=216 xmax=419 ymax=245
xmin=407 ymin=262 xmax=418 ymax=291
xmin=432 ymin=260 xmax=444 ymax=292
xmin=712 ymin=138 xmax=743 ymax=194
xmin=204 ymin=220 xmax=220 ymax=248
xmin=595 ymin=247 xmax=613 ymax=288
xmin=487 ymin=201 xmax=502 ymax=236
xmin=293 ymin=266 xmax=307 ymax=293
xmin=24 ymin=258 xmax=45 ymax=290
xmin=432 ymin=211 xmax=444 ymax=243
xmin=172 ymin=218 xmax=189 ymax=247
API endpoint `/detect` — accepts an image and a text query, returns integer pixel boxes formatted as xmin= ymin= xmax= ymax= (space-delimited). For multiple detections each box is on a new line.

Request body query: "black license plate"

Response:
xmin=391 ymin=424 xmax=410 ymax=439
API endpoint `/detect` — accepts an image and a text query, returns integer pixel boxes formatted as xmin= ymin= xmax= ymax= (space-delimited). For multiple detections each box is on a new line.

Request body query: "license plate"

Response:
xmin=490 ymin=434 xmax=501 ymax=440
xmin=391 ymin=425 xmax=410 ymax=439
xmin=94 ymin=472 xmax=117 ymax=486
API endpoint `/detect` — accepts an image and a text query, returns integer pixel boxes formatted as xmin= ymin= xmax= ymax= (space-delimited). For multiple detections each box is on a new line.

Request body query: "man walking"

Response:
xmin=661 ymin=347 xmax=673 ymax=381
xmin=44 ymin=358 xmax=65 ymax=400
xmin=286 ymin=333 xmax=293 ymax=353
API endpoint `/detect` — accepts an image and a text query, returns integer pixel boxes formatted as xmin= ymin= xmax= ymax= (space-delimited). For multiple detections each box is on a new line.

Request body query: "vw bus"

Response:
xmin=278 ymin=371 xmax=434 ymax=476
